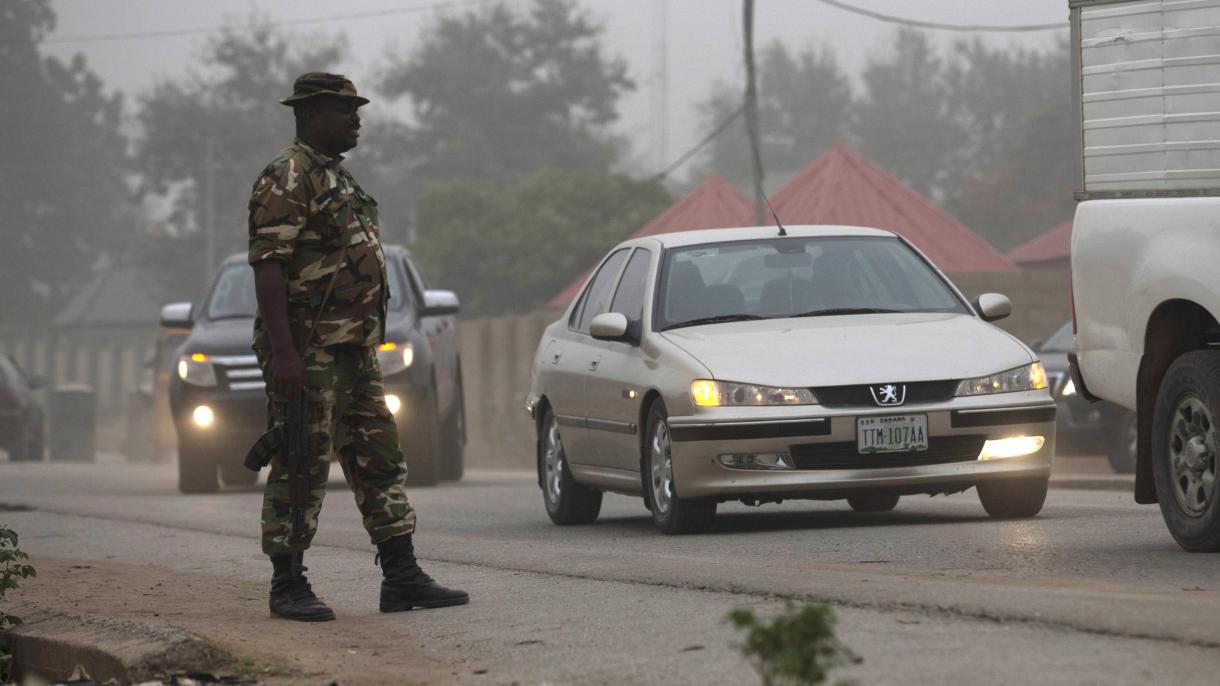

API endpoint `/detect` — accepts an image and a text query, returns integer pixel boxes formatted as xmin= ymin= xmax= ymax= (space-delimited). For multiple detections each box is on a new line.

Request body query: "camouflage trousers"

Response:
xmin=256 ymin=344 xmax=416 ymax=556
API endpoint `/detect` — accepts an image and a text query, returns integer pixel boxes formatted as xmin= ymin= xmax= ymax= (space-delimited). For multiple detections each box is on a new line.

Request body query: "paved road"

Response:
xmin=1 ymin=459 xmax=1217 ymax=685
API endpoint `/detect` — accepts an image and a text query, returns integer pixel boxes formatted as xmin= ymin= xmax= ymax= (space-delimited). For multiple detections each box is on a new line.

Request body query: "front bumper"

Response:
xmin=667 ymin=393 xmax=1055 ymax=500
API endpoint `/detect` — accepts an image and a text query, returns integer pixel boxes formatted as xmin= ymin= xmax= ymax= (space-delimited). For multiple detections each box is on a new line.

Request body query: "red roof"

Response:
xmin=1007 ymin=220 xmax=1072 ymax=266
xmin=769 ymin=144 xmax=1016 ymax=273
xmin=548 ymin=174 xmax=755 ymax=308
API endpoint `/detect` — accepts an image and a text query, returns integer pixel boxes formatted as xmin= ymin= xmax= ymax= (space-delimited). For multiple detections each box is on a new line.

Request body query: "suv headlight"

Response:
xmin=691 ymin=379 xmax=817 ymax=407
xmin=376 ymin=342 xmax=415 ymax=376
xmin=177 ymin=353 xmax=217 ymax=387
xmin=956 ymin=362 xmax=1048 ymax=397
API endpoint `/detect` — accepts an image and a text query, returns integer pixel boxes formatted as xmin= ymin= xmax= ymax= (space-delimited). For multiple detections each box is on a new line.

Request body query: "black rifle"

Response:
xmin=243 ymin=390 xmax=310 ymax=552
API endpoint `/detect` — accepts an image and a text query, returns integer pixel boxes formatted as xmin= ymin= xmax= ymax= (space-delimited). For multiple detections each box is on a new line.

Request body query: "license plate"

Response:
xmin=857 ymin=415 xmax=929 ymax=454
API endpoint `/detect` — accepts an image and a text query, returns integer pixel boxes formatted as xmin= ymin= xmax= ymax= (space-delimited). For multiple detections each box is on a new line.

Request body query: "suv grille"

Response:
xmin=788 ymin=435 xmax=987 ymax=470
xmin=813 ymin=380 xmax=959 ymax=407
xmin=211 ymin=354 xmax=265 ymax=392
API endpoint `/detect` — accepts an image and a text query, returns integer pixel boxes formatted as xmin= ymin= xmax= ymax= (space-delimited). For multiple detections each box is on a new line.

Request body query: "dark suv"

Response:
xmin=0 ymin=353 xmax=45 ymax=462
xmin=161 ymin=246 xmax=465 ymax=493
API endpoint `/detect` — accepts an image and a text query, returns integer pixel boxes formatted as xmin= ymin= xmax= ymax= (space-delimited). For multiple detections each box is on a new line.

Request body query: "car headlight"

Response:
xmin=376 ymin=342 xmax=415 ymax=376
xmin=177 ymin=353 xmax=217 ymax=387
xmin=955 ymin=362 xmax=1048 ymax=397
xmin=690 ymin=379 xmax=817 ymax=407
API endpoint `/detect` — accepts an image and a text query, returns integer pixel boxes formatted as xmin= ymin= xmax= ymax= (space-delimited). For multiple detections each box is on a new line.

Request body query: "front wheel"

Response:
xmin=977 ymin=477 xmax=1047 ymax=518
xmin=538 ymin=407 xmax=601 ymax=525
xmin=402 ymin=389 xmax=441 ymax=487
xmin=440 ymin=383 xmax=466 ymax=482
xmin=178 ymin=440 xmax=218 ymax=494
xmin=1151 ymin=351 xmax=1220 ymax=552
xmin=645 ymin=402 xmax=715 ymax=534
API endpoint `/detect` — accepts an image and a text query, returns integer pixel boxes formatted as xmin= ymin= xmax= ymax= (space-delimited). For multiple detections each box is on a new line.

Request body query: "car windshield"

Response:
xmin=655 ymin=236 xmax=968 ymax=331
xmin=1040 ymin=321 xmax=1074 ymax=353
xmin=205 ymin=260 xmax=408 ymax=320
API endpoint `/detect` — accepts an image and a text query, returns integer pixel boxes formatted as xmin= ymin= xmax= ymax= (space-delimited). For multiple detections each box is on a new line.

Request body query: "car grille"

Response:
xmin=788 ymin=435 xmax=987 ymax=470
xmin=812 ymin=380 xmax=959 ymax=407
xmin=211 ymin=354 xmax=265 ymax=392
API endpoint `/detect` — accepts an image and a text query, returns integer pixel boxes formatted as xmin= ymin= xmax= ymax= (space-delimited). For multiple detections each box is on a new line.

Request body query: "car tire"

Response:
xmin=220 ymin=460 xmax=258 ymax=487
xmin=403 ymin=389 xmax=441 ymax=487
xmin=178 ymin=440 xmax=218 ymax=494
xmin=440 ymin=383 xmax=466 ymax=482
xmin=645 ymin=402 xmax=716 ymax=535
xmin=977 ymin=477 xmax=1048 ymax=518
xmin=1106 ymin=409 xmax=1138 ymax=474
xmin=538 ymin=406 xmax=602 ymax=525
xmin=847 ymin=492 xmax=900 ymax=512
xmin=1150 ymin=351 xmax=1220 ymax=552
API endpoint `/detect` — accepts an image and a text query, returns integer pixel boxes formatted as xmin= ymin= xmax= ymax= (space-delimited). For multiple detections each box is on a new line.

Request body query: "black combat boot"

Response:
xmin=269 ymin=552 xmax=336 ymax=622
xmin=377 ymin=535 xmax=469 ymax=612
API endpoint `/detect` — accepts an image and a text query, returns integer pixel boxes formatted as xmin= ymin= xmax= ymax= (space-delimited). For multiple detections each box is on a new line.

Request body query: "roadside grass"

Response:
xmin=727 ymin=601 xmax=860 ymax=686
xmin=0 ymin=524 xmax=37 ymax=684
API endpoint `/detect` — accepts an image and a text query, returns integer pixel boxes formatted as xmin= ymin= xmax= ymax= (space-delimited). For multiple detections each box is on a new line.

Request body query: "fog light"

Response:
xmin=192 ymin=405 xmax=215 ymax=428
xmin=718 ymin=452 xmax=793 ymax=470
xmin=385 ymin=393 xmax=402 ymax=415
xmin=979 ymin=436 xmax=1045 ymax=460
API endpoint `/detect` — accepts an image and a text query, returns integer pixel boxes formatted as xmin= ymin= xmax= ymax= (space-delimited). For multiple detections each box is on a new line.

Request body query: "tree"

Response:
xmin=134 ymin=23 xmax=345 ymax=297
xmin=694 ymin=42 xmax=853 ymax=191
xmin=942 ymin=39 xmax=1075 ymax=249
xmin=0 ymin=0 xmax=133 ymax=326
xmin=378 ymin=0 xmax=634 ymax=187
xmin=412 ymin=168 xmax=669 ymax=317
xmin=853 ymin=28 xmax=966 ymax=200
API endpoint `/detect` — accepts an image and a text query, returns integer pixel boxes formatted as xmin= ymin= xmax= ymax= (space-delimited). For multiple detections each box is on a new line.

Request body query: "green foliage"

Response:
xmin=727 ymin=602 xmax=857 ymax=686
xmin=413 ymin=167 xmax=669 ymax=317
xmin=1 ymin=525 xmax=37 ymax=684
xmin=378 ymin=0 xmax=634 ymax=186
xmin=0 ymin=0 xmax=135 ymax=325
xmin=134 ymin=21 xmax=345 ymax=297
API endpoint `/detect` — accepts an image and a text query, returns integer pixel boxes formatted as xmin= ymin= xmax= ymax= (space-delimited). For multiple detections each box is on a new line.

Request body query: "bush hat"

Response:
xmin=280 ymin=72 xmax=370 ymax=107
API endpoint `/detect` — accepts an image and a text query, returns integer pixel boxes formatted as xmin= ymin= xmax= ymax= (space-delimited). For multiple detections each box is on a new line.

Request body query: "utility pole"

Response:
xmin=743 ymin=0 xmax=765 ymax=225
xmin=202 ymin=138 xmax=216 ymax=284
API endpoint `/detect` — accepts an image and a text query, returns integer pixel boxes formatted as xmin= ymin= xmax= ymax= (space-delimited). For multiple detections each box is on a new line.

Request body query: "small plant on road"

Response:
xmin=1 ymin=525 xmax=36 ymax=684
xmin=727 ymin=601 xmax=859 ymax=686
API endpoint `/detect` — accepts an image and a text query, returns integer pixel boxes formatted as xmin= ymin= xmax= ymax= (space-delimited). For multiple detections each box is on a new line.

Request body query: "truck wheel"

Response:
xmin=646 ymin=402 xmax=715 ymax=534
xmin=403 ymin=390 xmax=441 ymax=487
xmin=440 ymin=384 xmax=465 ymax=482
xmin=977 ymin=477 xmax=1048 ymax=518
xmin=220 ymin=460 xmax=258 ymax=487
xmin=178 ymin=440 xmax=218 ymax=494
xmin=539 ymin=406 xmax=602 ymax=525
xmin=1106 ymin=409 xmax=1138 ymax=474
xmin=1151 ymin=351 xmax=1220 ymax=552
xmin=848 ymin=492 xmax=900 ymax=512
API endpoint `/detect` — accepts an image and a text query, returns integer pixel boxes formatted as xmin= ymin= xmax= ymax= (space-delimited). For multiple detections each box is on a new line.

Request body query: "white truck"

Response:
xmin=1069 ymin=0 xmax=1220 ymax=550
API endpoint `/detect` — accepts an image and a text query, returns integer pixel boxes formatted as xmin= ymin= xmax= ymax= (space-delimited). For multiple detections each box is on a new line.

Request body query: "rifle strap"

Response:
xmin=299 ymin=242 xmax=350 ymax=356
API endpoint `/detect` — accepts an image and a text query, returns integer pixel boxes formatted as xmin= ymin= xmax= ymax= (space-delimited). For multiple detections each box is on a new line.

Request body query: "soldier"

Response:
xmin=248 ymin=72 xmax=468 ymax=621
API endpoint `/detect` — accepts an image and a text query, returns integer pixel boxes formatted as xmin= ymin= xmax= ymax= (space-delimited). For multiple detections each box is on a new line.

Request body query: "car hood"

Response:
xmin=658 ymin=313 xmax=1033 ymax=388
xmin=183 ymin=317 xmax=256 ymax=356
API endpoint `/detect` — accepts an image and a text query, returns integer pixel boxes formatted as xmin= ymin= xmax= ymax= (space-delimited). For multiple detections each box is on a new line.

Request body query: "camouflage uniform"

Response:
xmin=249 ymin=137 xmax=416 ymax=556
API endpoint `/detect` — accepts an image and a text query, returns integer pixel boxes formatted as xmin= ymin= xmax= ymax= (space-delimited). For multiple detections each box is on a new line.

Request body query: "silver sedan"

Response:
xmin=526 ymin=226 xmax=1055 ymax=534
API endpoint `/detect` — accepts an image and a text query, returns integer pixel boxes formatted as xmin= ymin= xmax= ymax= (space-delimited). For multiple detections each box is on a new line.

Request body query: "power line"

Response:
xmin=653 ymin=102 xmax=746 ymax=181
xmin=814 ymin=0 xmax=1066 ymax=33
xmin=42 ymin=0 xmax=504 ymax=45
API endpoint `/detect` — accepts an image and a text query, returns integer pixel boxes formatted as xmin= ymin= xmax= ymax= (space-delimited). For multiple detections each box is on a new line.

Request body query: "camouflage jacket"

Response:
xmin=248 ymin=139 xmax=388 ymax=351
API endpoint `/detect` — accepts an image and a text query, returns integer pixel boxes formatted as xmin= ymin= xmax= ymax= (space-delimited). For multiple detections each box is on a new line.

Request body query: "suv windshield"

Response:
xmin=205 ymin=260 xmax=408 ymax=320
xmin=655 ymin=236 xmax=967 ymax=331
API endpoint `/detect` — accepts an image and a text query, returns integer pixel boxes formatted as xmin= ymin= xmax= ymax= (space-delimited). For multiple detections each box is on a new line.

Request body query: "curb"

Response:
xmin=2 ymin=606 xmax=226 ymax=685
xmin=1048 ymin=475 xmax=1134 ymax=492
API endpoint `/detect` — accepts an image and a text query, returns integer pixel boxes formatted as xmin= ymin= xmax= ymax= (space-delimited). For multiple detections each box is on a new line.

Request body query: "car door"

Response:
xmin=584 ymin=247 xmax=654 ymax=473
xmin=545 ymin=248 xmax=632 ymax=466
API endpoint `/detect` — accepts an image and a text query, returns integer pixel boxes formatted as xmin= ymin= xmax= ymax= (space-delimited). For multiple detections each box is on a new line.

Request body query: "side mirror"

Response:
xmin=590 ymin=312 xmax=632 ymax=342
xmin=422 ymin=289 xmax=461 ymax=317
xmin=974 ymin=293 xmax=1012 ymax=322
xmin=160 ymin=302 xmax=194 ymax=329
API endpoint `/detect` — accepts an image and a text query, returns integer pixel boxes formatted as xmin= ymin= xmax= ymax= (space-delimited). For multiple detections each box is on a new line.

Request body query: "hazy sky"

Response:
xmin=45 ymin=0 xmax=1069 ymax=177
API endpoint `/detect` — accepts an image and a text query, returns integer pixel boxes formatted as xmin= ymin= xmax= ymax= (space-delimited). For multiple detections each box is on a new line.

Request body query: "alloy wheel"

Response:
xmin=1168 ymin=397 xmax=1218 ymax=516
xmin=544 ymin=416 xmax=564 ymax=504
xmin=650 ymin=419 xmax=674 ymax=514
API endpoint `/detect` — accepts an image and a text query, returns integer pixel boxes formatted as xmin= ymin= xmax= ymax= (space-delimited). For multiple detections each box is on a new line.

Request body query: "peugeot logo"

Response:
xmin=869 ymin=383 xmax=906 ymax=407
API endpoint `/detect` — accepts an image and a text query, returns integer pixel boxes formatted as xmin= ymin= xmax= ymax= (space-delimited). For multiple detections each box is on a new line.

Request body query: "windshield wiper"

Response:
xmin=662 ymin=313 xmax=766 ymax=331
xmin=790 ymin=307 xmax=902 ymax=318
